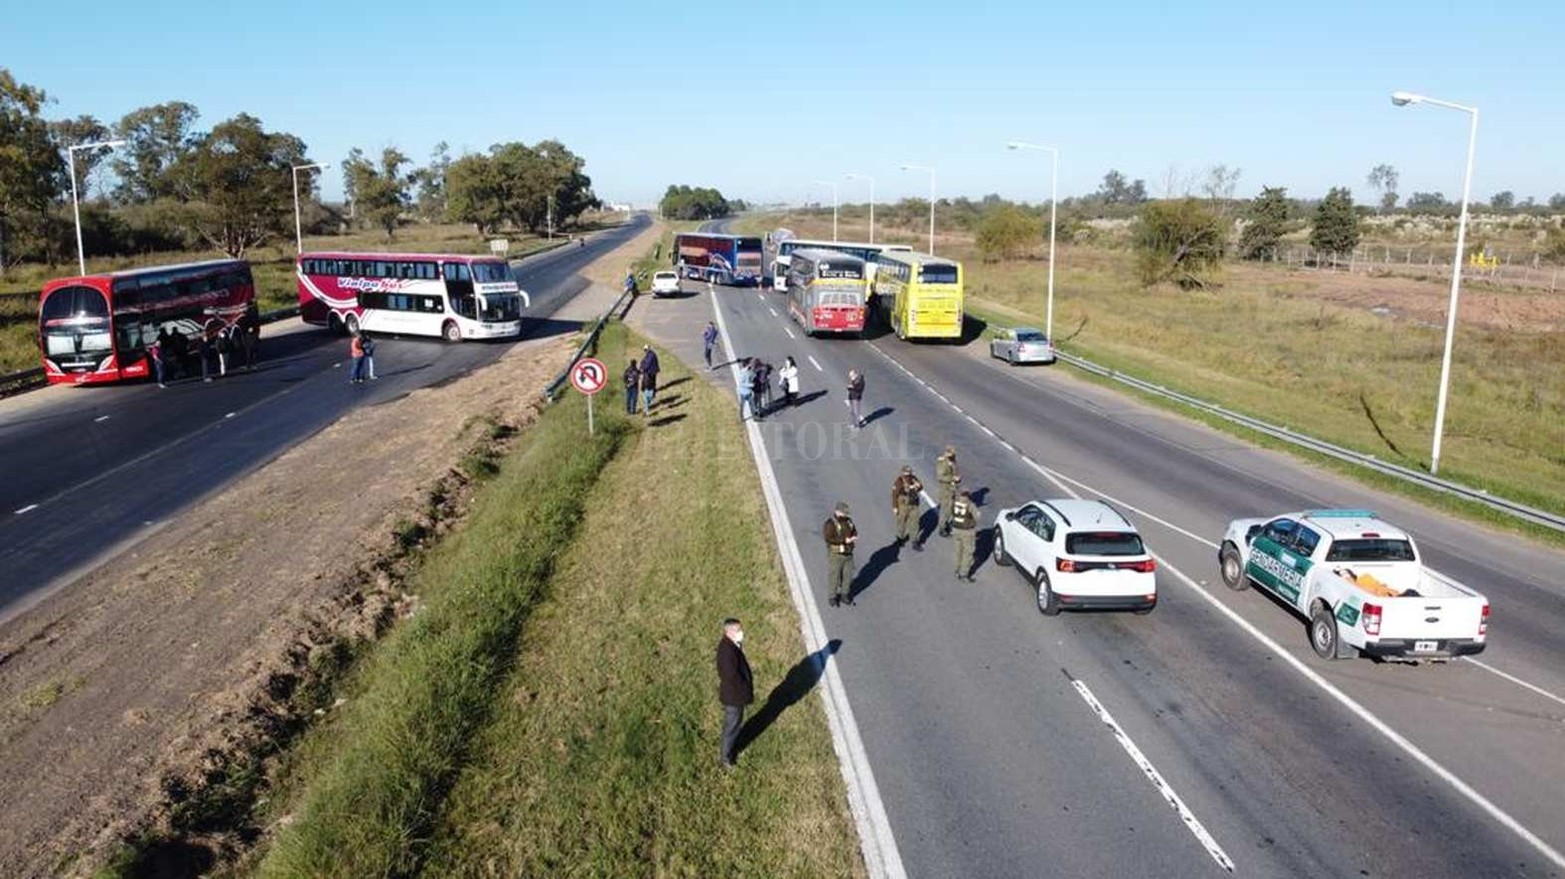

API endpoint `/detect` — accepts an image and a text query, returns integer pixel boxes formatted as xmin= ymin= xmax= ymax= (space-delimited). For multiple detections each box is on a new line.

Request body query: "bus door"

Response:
xmin=444 ymin=262 xmax=477 ymax=322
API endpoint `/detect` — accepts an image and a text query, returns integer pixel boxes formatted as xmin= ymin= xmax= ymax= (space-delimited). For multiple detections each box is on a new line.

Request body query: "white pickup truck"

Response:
xmin=1218 ymin=510 xmax=1489 ymax=661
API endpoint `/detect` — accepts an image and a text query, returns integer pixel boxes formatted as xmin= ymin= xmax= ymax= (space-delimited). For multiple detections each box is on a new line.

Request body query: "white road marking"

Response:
xmin=14 ymin=504 xmax=38 ymax=515
xmin=94 ymin=415 xmax=110 ymax=423
xmin=867 ymin=340 xmax=1565 ymax=872
xmin=1462 ymin=657 xmax=1565 ymax=709
xmin=711 ymin=292 xmax=907 ymax=879
xmin=784 ymin=326 xmax=797 ymax=339
xmin=225 ymin=412 xmax=236 ymax=419
xmin=768 ymin=306 xmax=779 ymax=318
xmin=808 ymin=355 xmax=824 ymax=373
xmin=1069 ymin=673 xmax=1235 ymax=873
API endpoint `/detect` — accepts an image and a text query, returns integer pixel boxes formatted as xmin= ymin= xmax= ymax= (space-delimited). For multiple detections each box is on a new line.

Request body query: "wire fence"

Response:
xmin=1255 ymin=246 xmax=1563 ymax=292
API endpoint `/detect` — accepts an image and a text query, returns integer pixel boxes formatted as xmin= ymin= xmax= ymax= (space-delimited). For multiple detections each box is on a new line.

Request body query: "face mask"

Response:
xmin=733 ymin=630 xmax=745 ymax=646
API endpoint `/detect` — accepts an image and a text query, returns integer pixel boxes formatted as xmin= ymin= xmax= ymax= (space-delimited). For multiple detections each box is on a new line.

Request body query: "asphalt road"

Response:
xmin=0 ymin=215 xmax=648 ymax=621
xmin=637 ymin=221 xmax=1565 ymax=877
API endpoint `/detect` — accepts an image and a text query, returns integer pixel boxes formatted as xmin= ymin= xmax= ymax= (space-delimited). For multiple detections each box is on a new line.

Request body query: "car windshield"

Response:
xmin=655 ymin=272 xmax=677 ymax=280
xmin=1015 ymin=331 xmax=1046 ymax=342
xmin=1325 ymin=538 xmax=1416 ymax=563
xmin=1066 ymin=531 xmax=1146 ymax=556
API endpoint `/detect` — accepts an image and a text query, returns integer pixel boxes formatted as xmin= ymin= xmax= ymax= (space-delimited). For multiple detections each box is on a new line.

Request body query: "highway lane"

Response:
xmin=0 ymin=216 xmax=648 ymax=619
xmin=656 ymin=272 xmax=1563 ymax=877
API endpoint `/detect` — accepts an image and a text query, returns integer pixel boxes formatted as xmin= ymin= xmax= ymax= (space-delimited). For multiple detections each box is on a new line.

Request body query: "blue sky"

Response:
xmin=4 ymin=0 xmax=1563 ymax=207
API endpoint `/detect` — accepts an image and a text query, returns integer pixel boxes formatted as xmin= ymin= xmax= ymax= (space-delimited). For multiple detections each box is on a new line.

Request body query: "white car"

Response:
xmin=989 ymin=327 xmax=1056 ymax=365
xmin=650 ymin=270 xmax=681 ymax=297
xmin=992 ymin=499 xmax=1157 ymax=615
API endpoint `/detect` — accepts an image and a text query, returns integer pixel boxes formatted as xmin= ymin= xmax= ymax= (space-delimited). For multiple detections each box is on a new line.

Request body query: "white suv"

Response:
xmin=650 ymin=270 xmax=681 ymax=297
xmin=992 ymin=498 xmax=1157 ymax=615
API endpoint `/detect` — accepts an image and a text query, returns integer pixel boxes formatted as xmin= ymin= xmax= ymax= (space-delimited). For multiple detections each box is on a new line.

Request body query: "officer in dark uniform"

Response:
xmin=935 ymin=446 xmax=961 ymax=537
xmin=951 ymin=490 xmax=980 ymax=582
xmin=891 ymin=465 xmax=924 ymax=550
xmin=823 ymin=501 xmax=858 ymax=606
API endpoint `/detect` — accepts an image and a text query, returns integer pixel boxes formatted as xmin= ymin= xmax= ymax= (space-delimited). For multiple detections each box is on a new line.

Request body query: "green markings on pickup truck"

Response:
xmin=1247 ymin=537 xmax=1309 ymax=603
xmin=1335 ymin=601 xmax=1361 ymax=627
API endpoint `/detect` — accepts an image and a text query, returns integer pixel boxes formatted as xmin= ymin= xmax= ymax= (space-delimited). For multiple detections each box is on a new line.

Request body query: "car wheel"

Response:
xmin=442 ymin=320 xmax=461 ymax=343
xmin=1219 ymin=544 xmax=1249 ymax=591
xmin=1309 ymin=602 xmax=1349 ymax=660
xmin=993 ymin=529 xmax=1010 ymax=566
xmin=1036 ymin=569 xmax=1060 ymax=616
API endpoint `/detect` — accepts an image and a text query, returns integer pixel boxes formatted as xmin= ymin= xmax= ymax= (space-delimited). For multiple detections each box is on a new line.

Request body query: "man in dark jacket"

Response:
xmin=639 ymin=344 xmax=661 ymax=413
xmin=716 ymin=617 xmax=754 ymax=768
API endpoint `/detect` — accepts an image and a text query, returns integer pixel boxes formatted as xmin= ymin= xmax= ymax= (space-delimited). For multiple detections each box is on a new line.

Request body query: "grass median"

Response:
xmin=253 ymin=319 xmax=862 ymax=877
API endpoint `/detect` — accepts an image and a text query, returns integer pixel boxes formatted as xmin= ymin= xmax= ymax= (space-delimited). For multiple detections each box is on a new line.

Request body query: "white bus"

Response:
xmin=297 ymin=251 xmax=529 ymax=342
xmin=771 ymin=239 xmax=912 ymax=292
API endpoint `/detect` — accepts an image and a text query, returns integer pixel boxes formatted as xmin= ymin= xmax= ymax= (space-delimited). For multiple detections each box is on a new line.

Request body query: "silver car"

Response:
xmin=989 ymin=327 xmax=1056 ymax=365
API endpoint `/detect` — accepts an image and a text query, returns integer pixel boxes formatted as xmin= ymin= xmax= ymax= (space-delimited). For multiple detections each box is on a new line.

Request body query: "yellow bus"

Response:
xmin=871 ymin=251 xmax=963 ymax=340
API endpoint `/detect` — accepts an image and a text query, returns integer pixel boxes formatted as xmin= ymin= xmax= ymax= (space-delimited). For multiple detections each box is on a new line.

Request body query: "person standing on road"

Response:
xmin=951 ymin=490 xmax=980 ymax=582
xmin=638 ymin=344 xmax=661 ymax=413
xmin=361 ymin=331 xmax=378 ymax=380
xmin=935 ymin=446 xmax=961 ymax=537
xmin=716 ymin=617 xmax=753 ymax=768
xmin=891 ymin=465 xmax=925 ymax=551
xmin=755 ymin=359 xmax=773 ymax=414
xmin=200 ymin=330 xmax=216 ymax=382
xmin=823 ymin=501 xmax=858 ymax=607
xmin=149 ymin=331 xmax=167 ymax=388
xmin=348 ymin=330 xmax=367 ymax=384
xmin=702 ymin=320 xmax=719 ymax=369
xmin=623 ymin=358 xmax=641 ymax=415
xmin=737 ymin=359 xmax=756 ymax=421
xmin=779 ymin=356 xmax=800 ymax=407
xmin=846 ymin=368 xmax=865 ymax=429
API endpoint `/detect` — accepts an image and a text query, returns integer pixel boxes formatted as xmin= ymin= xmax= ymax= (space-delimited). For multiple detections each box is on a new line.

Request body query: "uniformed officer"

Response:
xmin=823 ymin=501 xmax=859 ymax=607
xmin=891 ymin=465 xmax=925 ymax=550
xmin=935 ymin=446 xmax=961 ymax=537
xmin=950 ymin=490 xmax=980 ymax=582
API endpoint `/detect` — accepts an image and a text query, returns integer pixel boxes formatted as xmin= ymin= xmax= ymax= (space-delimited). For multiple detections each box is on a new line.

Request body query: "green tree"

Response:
xmin=175 ymin=113 xmax=308 ymax=257
xmin=1549 ymin=193 xmax=1565 ymax=211
xmin=1095 ymin=169 xmax=1148 ymax=205
xmin=445 ymin=153 xmax=505 ymax=235
xmin=344 ymin=147 xmax=411 ymax=240
xmin=975 ymin=204 xmax=1040 ymax=261
xmin=1407 ymin=191 xmax=1451 ymax=212
xmin=0 ymin=69 xmax=67 ymax=271
xmin=659 ymin=184 xmax=730 ymax=220
xmin=112 ymin=101 xmax=200 ymax=203
xmin=1133 ymin=198 xmax=1225 ymax=288
xmin=1309 ymin=187 xmax=1361 ymax=255
xmin=1366 ymin=164 xmax=1399 ymax=214
xmin=48 ymin=115 xmax=112 ymax=198
xmin=1490 ymin=190 xmax=1516 ymax=212
xmin=1238 ymin=186 xmax=1289 ymax=260
xmin=409 ymin=141 xmax=451 ymax=223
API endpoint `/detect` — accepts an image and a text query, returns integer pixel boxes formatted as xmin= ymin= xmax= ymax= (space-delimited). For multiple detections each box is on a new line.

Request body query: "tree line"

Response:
xmin=0 ymin=67 xmax=598 ymax=273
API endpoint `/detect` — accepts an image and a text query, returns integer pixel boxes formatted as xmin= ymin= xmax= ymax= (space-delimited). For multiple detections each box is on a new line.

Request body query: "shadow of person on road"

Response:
xmin=736 ymin=639 xmax=842 ymax=758
xmin=969 ymin=486 xmax=990 ymax=507
xmin=916 ymin=507 xmax=939 ymax=546
xmin=849 ymin=542 xmax=901 ymax=603
xmin=861 ymin=406 xmax=894 ymax=427
xmin=968 ymin=525 xmax=996 ymax=578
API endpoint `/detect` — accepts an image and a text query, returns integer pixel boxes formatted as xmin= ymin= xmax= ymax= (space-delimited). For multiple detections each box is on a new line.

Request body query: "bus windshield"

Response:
xmin=471 ymin=261 xmax=513 ymax=284
xmin=40 ymin=286 xmax=113 ymax=357
xmin=480 ymin=293 xmax=523 ymax=322
xmin=919 ymin=265 xmax=959 ymax=284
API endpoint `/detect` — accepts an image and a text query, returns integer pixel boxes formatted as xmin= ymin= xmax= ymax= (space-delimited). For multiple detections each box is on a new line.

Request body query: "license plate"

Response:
xmin=1414 ymin=640 xmax=1439 ymax=653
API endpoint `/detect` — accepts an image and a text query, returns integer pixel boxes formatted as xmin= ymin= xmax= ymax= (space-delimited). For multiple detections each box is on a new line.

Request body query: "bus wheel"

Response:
xmin=343 ymin=313 xmax=360 ymax=336
xmin=442 ymin=321 xmax=462 ymax=343
xmin=328 ymin=313 xmax=345 ymax=335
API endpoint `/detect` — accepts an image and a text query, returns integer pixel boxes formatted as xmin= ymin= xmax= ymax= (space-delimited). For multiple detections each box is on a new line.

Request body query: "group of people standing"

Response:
xmin=622 ymin=344 xmax=662 ymax=415
xmin=736 ymin=356 xmax=799 ymax=421
xmin=822 ymin=445 xmax=981 ymax=608
xmin=148 ymin=308 xmax=260 ymax=388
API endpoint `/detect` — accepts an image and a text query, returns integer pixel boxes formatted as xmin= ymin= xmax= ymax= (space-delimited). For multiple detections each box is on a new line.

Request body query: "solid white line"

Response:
xmin=225 ymin=412 xmax=236 ymax=419
xmin=14 ymin=504 xmax=38 ymax=515
xmin=1462 ymin=657 xmax=1565 ymax=709
xmin=870 ymin=339 xmax=1565 ymax=872
xmin=711 ymin=291 xmax=906 ymax=878
xmin=1070 ymin=675 xmax=1235 ymax=873
xmin=94 ymin=415 xmax=110 ymax=423
xmin=808 ymin=355 xmax=824 ymax=373
xmin=784 ymin=326 xmax=797 ymax=339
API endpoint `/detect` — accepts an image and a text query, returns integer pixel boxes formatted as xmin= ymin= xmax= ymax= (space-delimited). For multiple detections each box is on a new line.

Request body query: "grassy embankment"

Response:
xmin=738 ymin=212 xmax=1565 ymax=533
xmin=251 ymin=319 xmax=861 ymax=877
xmin=0 ymin=219 xmax=620 ymax=375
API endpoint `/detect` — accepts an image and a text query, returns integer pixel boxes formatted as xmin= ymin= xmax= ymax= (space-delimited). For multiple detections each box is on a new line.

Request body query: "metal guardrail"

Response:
xmin=1056 ymin=350 xmax=1565 ymax=533
xmin=545 ymin=286 xmax=637 ymax=401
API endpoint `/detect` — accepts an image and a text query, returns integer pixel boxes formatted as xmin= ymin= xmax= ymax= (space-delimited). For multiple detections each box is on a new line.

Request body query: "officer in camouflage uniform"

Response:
xmin=935 ymin=446 xmax=960 ymax=537
xmin=891 ymin=465 xmax=925 ymax=550
xmin=950 ymin=490 xmax=980 ymax=582
xmin=823 ymin=501 xmax=859 ymax=607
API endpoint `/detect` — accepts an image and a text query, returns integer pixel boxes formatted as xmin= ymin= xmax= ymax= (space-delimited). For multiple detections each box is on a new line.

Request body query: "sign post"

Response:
xmin=570 ymin=356 xmax=608 ymax=435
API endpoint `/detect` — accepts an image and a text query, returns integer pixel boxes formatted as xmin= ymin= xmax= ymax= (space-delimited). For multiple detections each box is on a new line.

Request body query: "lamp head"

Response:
xmin=105 ymin=139 xmax=127 ymax=149
xmin=1390 ymin=91 xmax=1421 ymax=107
xmin=1005 ymin=141 xmax=1024 ymax=150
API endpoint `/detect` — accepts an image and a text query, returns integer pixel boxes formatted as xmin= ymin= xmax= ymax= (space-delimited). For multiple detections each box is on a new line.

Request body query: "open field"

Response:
xmin=0 ymin=219 xmax=624 ymax=376
xmin=739 ymin=212 xmax=1565 ymax=518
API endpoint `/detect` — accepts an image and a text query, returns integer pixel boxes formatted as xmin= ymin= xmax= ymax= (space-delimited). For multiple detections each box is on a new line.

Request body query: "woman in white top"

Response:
xmin=779 ymin=356 xmax=801 ymax=407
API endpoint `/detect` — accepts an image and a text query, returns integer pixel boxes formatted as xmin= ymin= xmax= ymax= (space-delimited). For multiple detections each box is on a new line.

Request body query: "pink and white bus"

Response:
xmin=296 ymin=251 xmax=528 ymax=342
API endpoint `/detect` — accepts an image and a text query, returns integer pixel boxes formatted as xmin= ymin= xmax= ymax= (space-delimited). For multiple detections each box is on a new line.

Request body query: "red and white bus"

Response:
xmin=784 ymin=248 xmax=867 ymax=336
xmin=297 ymin=252 xmax=528 ymax=342
xmin=38 ymin=259 xmax=256 ymax=385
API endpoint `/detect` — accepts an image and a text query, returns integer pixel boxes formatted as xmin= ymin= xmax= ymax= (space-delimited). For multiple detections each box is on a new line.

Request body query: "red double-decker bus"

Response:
xmin=38 ymin=260 xmax=256 ymax=385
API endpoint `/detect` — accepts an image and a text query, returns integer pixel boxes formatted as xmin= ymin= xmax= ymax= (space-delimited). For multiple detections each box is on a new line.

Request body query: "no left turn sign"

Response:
xmin=571 ymin=357 xmax=608 ymax=395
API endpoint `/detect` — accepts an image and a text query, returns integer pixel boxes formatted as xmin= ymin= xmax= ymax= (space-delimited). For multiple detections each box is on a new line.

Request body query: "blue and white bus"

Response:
xmin=672 ymin=233 xmax=764 ymax=286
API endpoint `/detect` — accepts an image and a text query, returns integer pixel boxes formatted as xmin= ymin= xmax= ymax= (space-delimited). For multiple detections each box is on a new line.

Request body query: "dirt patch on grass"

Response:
xmin=0 ymin=332 xmax=574 ymax=878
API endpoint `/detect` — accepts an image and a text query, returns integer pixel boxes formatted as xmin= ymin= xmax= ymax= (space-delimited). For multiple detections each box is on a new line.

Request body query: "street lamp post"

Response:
xmin=813 ymin=180 xmax=839 ymax=241
xmin=899 ymin=163 xmax=936 ymax=254
xmin=1006 ymin=141 xmax=1060 ymax=342
xmin=1391 ymin=90 xmax=1478 ymax=477
xmin=845 ymin=173 xmax=875 ymax=243
xmin=291 ymin=162 xmax=325 ymax=254
xmin=67 ymin=139 xmax=126 ymax=275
